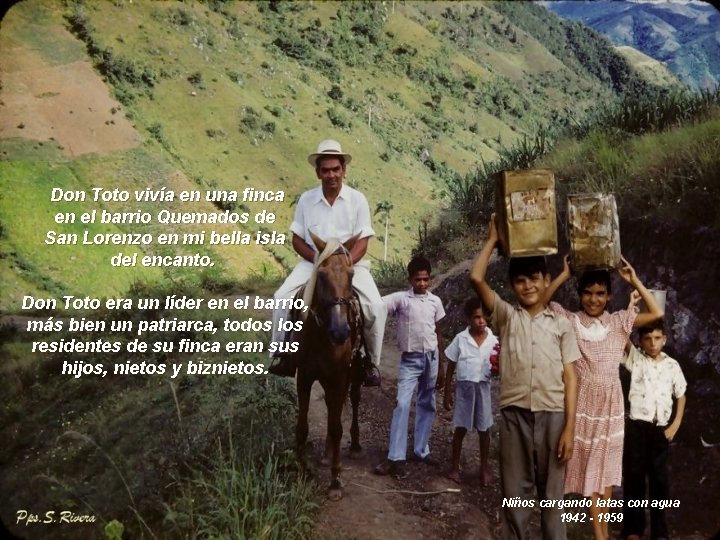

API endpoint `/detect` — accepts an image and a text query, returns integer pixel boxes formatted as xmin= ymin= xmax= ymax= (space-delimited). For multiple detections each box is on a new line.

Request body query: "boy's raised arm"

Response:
xmin=543 ymin=254 xmax=571 ymax=305
xmin=470 ymin=214 xmax=499 ymax=314
xmin=618 ymin=256 xmax=664 ymax=327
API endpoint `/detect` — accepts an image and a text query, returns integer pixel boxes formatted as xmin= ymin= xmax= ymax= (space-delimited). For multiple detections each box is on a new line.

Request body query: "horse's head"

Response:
xmin=307 ymin=232 xmax=359 ymax=345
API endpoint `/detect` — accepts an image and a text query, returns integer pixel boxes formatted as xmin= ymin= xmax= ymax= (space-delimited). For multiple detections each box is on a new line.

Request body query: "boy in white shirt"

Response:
xmin=622 ymin=320 xmax=687 ymax=540
xmin=443 ymin=297 xmax=500 ymax=486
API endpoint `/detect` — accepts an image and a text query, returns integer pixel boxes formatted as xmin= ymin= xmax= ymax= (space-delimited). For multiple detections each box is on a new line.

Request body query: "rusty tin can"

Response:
xmin=568 ymin=193 xmax=622 ymax=271
xmin=495 ymin=169 xmax=558 ymax=257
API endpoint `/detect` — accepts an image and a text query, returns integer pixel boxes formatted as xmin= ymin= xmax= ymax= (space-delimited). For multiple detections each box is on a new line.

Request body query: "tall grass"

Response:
xmin=446 ymin=130 xmax=553 ymax=224
xmin=167 ymin=427 xmax=319 ymax=539
xmin=540 ymin=112 xmax=720 ymax=225
xmin=372 ymin=258 xmax=408 ymax=292
xmin=571 ymin=87 xmax=720 ymax=137
xmin=443 ymin=89 xmax=720 ymax=231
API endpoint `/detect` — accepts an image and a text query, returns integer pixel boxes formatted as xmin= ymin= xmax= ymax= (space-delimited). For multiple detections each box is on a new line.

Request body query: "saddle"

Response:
xmin=289 ymin=287 xmax=377 ymax=386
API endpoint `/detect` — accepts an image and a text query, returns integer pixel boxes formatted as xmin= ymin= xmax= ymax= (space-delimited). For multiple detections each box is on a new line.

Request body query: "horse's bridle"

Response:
xmin=310 ymin=294 xmax=357 ymax=328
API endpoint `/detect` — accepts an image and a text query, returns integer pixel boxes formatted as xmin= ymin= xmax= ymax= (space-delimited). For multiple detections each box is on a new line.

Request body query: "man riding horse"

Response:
xmin=268 ymin=139 xmax=385 ymax=385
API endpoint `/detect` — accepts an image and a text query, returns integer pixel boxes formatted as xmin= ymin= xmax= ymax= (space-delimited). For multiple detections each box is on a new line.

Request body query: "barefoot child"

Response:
xmin=443 ymin=297 xmax=499 ymax=486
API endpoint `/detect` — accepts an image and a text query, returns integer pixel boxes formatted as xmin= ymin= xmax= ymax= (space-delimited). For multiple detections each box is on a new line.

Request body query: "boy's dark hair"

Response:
xmin=463 ymin=297 xmax=485 ymax=317
xmin=407 ymin=255 xmax=432 ymax=277
xmin=578 ymin=270 xmax=612 ymax=295
xmin=508 ymin=256 xmax=547 ymax=280
xmin=638 ymin=319 xmax=665 ymax=337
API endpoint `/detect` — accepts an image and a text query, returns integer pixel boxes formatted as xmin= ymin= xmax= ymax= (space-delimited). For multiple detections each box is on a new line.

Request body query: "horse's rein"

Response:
xmin=302 ymin=239 xmax=354 ymax=323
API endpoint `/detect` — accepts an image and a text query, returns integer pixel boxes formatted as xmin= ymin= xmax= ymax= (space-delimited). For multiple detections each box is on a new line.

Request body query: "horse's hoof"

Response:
xmin=327 ymin=485 xmax=343 ymax=501
xmin=349 ymin=446 xmax=363 ymax=459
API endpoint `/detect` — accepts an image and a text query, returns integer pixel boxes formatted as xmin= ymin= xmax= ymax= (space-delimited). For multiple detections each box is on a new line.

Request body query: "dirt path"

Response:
xmin=302 ymin=265 xmax=718 ymax=540
xmin=307 ymin=321 xmax=499 ymax=540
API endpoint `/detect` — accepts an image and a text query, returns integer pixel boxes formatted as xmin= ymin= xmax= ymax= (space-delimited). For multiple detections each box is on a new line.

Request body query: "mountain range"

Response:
xmin=542 ymin=0 xmax=720 ymax=90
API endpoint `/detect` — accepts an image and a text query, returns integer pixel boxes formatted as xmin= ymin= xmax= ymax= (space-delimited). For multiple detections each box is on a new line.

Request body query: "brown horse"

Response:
xmin=295 ymin=232 xmax=363 ymax=500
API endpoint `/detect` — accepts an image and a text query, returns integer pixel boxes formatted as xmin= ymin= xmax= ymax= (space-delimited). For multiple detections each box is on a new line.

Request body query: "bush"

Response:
xmin=327 ymin=84 xmax=343 ymax=101
xmin=148 ymin=122 xmax=169 ymax=147
xmin=264 ymin=104 xmax=282 ymax=118
xmin=240 ymin=108 xmax=260 ymax=132
xmin=372 ymin=258 xmax=408 ymax=292
xmin=187 ymin=71 xmax=205 ymax=89
xmin=326 ymin=107 xmax=352 ymax=129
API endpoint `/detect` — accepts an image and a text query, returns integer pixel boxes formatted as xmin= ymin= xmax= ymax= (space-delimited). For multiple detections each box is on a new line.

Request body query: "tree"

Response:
xmin=375 ymin=199 xmax=393 ymax=261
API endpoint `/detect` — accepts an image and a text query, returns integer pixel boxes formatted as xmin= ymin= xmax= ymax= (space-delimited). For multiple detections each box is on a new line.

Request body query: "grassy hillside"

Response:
xmin=2 ymin=2 xmax=719 ymax=538
xmin=614 ymin=45 xmax=681 ymax=88
xmin=0 ymin=0 xmax=667 ymax=310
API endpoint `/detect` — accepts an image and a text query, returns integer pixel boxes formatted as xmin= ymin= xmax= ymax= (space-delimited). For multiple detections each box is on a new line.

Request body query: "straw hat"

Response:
xmin=307 ymin=139 xmax=352 ymax=167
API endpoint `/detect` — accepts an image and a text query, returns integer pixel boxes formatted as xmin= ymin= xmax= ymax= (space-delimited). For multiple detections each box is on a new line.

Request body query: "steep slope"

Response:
xmin=614 ymin=44 xmax=680 ymax=88
xmin=1 ymin=0 xmax=665 ymax=309
xmin=544 ymin=0 xmax=720 ymax=89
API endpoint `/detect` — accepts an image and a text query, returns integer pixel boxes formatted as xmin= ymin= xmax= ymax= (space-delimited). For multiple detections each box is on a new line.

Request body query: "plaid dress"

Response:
xmin=550 ymin=303 xmax=637 ymax=496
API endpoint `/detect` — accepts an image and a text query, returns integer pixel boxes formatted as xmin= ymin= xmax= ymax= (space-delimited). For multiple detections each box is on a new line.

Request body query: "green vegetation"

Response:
xmin=4 ymin=2 xmax=717 ymax=535
xmin=168 ymin=431 xmax=318 ymax=538
xmin=444 ymin=130 xmax=553 ymax=225
xmin=0 ymin=281 xmax=318 ymax=539
xmin=2 ymin=0 xmax=677 ymax=307
xmin=372 ymin=258 xmax=407 ymax=293
xmin=433 ymin=86 xmax=720 ymax=269
xmin=489 ymin=0 xmax=654 ymax=97
xmin=0 ymin=159 xmax=162 ymax=301
xmin=570 ymin=87 xmax=720 ymax=137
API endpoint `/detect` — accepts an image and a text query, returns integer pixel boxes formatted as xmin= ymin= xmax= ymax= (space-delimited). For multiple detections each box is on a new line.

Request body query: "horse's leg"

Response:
xmin=295 ymin=371 xmax=312 ymax=477
xmin=349 ymin=376 xmax=362 ymax=458
xmin=321 ymin=434 xmax=332 ymax=467
xmin=322 ymin=377 xmax=348 ymax=501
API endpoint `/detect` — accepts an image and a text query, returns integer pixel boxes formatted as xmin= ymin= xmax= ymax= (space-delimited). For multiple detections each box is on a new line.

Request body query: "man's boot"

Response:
xmin=362 ymin=354 xmax=381 ymax=387
xmin=268 ymin=354 xmax=296 ymax=377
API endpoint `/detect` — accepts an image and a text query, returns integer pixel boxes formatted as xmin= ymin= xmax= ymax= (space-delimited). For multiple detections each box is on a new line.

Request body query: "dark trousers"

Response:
xmin=499 ymin=406 xmax=567 ymax=540
xmin=622 ymin=419 xmax=670 ymax=539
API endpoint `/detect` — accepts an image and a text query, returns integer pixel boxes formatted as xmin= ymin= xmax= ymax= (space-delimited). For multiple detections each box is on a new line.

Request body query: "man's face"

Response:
xmin=640 ymin=329 xmax=666 ymax=359
xmin=511 ymin=272 xmax=549 ymax=309
xmin=580 ymin=283 xmax=610 ymax=318
xmin=409 ymin=270 xmax=431 ymax=295
xmin=316 ymin=157 xmax=345 ymax=193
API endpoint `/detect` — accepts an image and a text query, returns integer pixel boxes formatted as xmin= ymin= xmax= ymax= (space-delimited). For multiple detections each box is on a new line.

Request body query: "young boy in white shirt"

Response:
xmin=622 ymin=319 xmax=687 ymax=540
xmin=443 ymin=297 xmax=500 ymax=486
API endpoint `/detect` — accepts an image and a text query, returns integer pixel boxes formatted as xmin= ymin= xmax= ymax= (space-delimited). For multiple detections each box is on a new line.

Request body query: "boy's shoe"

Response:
xmin=410 ymin=453 xmax=440 ymax=467
xmin=267 ymin=354 xmax=296 ymax=377
xmin=373 ymin=459 xmax=407 ymax=478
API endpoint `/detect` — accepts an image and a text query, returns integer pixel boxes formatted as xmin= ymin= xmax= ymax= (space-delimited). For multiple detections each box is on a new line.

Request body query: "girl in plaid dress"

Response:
xmin=545 ymin=256 xmax=663 ymax=540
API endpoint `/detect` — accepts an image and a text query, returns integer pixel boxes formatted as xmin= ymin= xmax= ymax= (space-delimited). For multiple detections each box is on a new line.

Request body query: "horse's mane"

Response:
xmin=300 ymin=238 xmax=352 ymax=321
